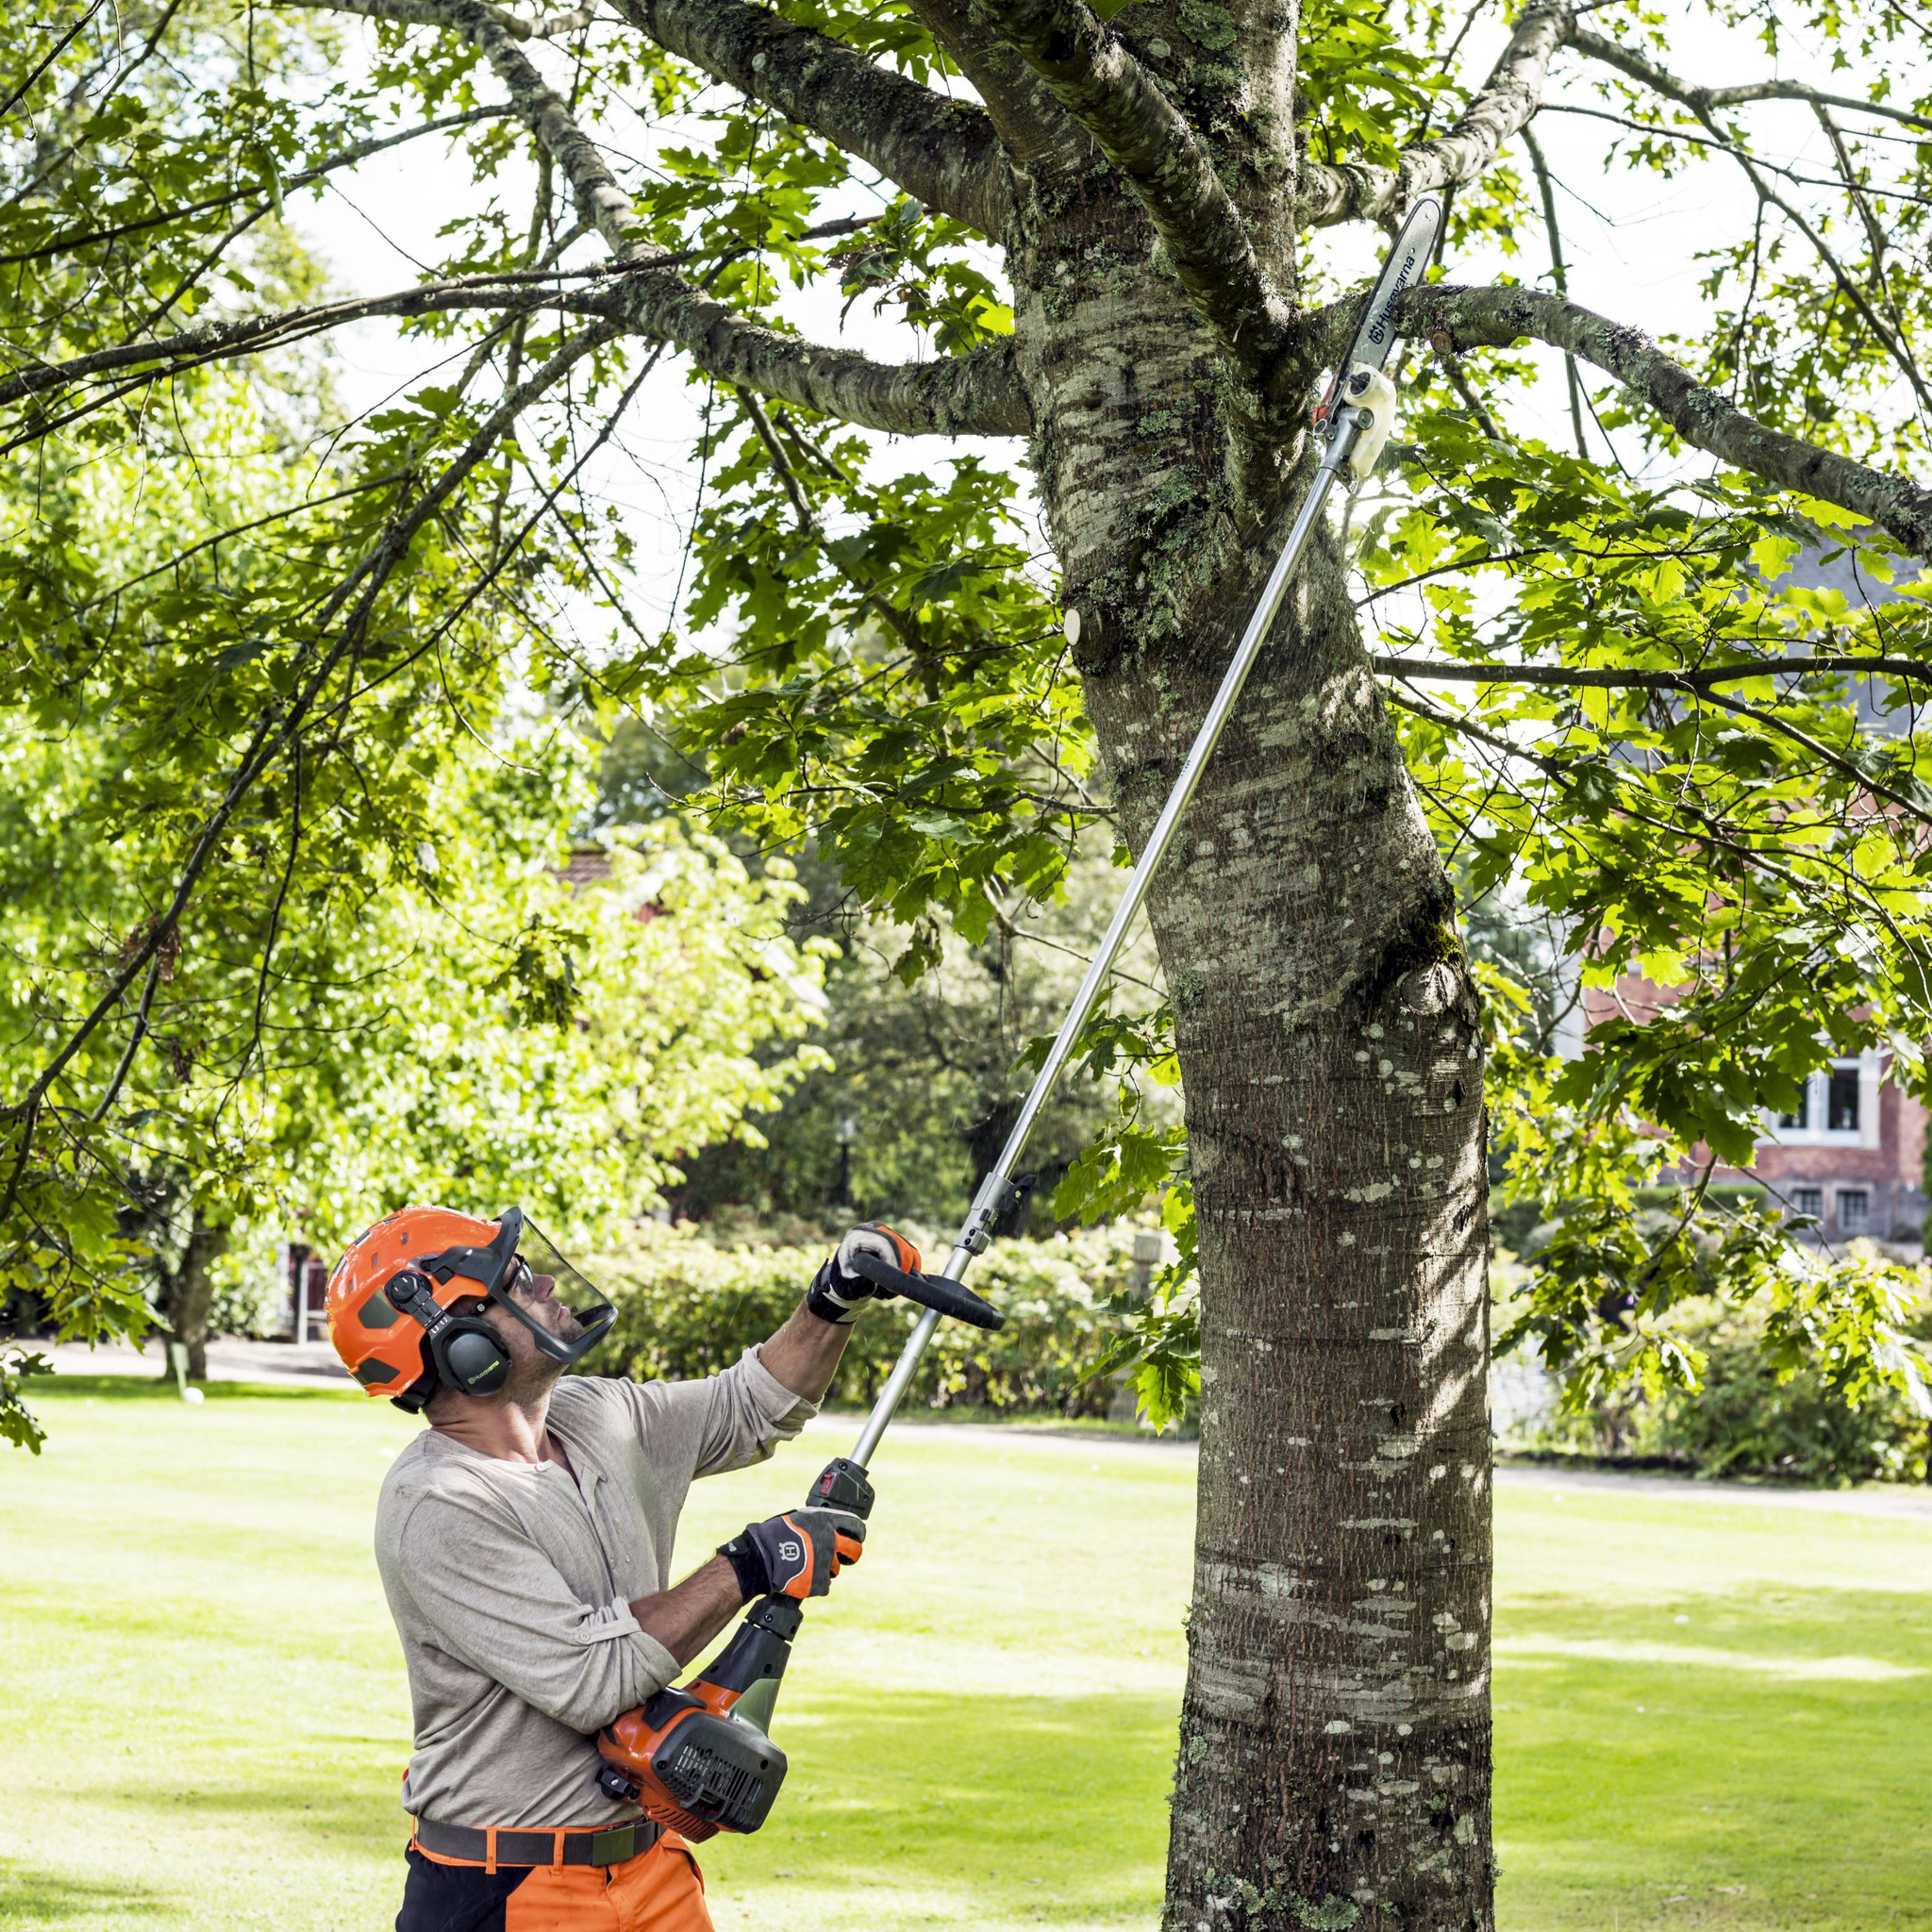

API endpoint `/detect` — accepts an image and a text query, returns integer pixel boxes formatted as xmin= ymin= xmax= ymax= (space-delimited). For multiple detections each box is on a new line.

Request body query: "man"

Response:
xmin=325 ymin=1203 xmax=915 ymax=1932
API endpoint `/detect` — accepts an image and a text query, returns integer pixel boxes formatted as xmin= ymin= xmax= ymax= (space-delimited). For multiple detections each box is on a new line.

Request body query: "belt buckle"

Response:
xmin=589 ymin=1825 xmax=635 ymax=1867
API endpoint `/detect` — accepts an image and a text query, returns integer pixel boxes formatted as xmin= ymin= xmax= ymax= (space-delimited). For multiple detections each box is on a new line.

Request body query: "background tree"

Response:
xmin=670 ymin=836 xmax=1167 ymax=1229
xmin=0 ymin=292 xmax=830 ymax=1424
xmin=8 ymin=0 xmax=1932 ymax=1926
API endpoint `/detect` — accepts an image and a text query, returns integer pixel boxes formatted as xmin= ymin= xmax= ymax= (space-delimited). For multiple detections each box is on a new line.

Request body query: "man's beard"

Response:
xmin=534 ymin=1293 xmax=585 ymax=1346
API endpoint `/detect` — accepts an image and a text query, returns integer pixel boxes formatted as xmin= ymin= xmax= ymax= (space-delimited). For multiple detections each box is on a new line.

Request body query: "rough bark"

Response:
xmin=978 ymin=0 xmax=1289 ymax=387
xmin=908 ymin=0 xmax=1088 ymax=174
xmin=592 ymin=280 xmax=1032 ymax=433
xmin=1008 ymin=138 xmax=1493 ymax=1925
xmin=158 ymin=1216 xmax=230 ymax=1382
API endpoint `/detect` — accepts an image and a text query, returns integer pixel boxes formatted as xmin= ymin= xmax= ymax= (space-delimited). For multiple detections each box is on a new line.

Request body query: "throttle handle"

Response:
xmin=848 ymin=1251 xmax=1006 ymax=1331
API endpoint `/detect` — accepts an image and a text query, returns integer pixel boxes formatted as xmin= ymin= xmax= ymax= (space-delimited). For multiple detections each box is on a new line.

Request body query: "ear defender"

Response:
xmin=380 ymin=1266 xmax=513 ymax=1402
xmin=438 ymin=1324 xmax=512 ymax=1397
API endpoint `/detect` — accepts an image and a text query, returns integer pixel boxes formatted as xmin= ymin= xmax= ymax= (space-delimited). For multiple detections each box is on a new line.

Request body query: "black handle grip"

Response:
xmin=848 ymin=1251 xmax=1006 ymax=1332
xmin=687 ymin=1595 xmax=802 ymax=1699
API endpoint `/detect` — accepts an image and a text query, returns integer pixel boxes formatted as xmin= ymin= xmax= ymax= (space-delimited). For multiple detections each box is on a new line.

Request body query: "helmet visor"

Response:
xmin=488 ymin=1214 xmax=618 ymax=1366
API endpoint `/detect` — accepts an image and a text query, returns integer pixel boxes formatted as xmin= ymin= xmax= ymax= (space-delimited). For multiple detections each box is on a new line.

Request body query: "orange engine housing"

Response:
xmin=597 ymin=1679 xmax=787 ymax=1841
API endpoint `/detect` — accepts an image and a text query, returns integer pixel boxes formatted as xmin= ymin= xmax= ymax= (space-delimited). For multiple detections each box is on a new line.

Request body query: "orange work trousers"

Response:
xmin=398 ymin=1830 xmax=712 ymax=1932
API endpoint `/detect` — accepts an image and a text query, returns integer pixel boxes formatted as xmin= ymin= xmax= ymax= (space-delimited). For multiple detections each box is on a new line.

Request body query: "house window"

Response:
xmin=1765 ymin=1057 xmax=1874 ymax=1147
xmin=1791 ymin=1187 xmax=1824 ymax=1220
xmin=1838 ymin=1189 xmax=1870 ymax=1234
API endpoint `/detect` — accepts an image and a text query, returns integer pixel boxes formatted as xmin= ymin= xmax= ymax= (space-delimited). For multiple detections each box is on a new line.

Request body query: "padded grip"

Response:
xmin=848 ymin=1251 xmax=1006 ymax=1331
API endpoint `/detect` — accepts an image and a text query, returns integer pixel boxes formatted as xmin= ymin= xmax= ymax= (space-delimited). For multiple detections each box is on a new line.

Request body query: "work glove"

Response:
xmin=718 ymin=1507 xmax=867 ymax=1602
xmin=805 ymin=1223 xmax=923 ymax=1324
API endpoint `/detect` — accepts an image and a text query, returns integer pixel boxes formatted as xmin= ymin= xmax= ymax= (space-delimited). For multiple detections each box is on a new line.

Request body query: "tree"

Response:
xmin=672 ymin=836 xmax=1167 ymax=1229
xmin=7 ymin=0 xmax=1932 ymax=1924
xmin=0 ymin=291 xmax=829 ymax=1427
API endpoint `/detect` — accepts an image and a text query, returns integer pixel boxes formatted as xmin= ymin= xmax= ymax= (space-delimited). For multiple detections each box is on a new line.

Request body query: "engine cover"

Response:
xmin=598 ymin=1691 xmax=789 ymax=1840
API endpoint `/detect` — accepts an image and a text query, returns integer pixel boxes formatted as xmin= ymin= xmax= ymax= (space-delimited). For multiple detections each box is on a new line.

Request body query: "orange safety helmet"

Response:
xmin=326 ymin=1205 xmax=617 ymax=1412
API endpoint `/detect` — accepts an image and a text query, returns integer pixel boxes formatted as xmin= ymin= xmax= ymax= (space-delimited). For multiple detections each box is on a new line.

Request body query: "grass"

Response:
xmin=0 ymin=1379 xmax=1927 ymax=1931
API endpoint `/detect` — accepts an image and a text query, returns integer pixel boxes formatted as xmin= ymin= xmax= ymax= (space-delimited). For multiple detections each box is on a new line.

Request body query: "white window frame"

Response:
xmin=1761 ymin=1053 xmax=1882 ymax=1150
xmin=1838 ymin=1188 xmax=1872 ymax=1234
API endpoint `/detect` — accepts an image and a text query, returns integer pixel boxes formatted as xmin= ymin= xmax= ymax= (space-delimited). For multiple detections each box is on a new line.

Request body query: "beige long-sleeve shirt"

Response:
xmin=374 ymin=1351 xmax=815 ymax=1829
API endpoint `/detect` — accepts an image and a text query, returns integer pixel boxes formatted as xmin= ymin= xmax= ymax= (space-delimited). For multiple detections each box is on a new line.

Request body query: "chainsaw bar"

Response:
xmin=1313 ymin=192 xmax=1443 ymax=429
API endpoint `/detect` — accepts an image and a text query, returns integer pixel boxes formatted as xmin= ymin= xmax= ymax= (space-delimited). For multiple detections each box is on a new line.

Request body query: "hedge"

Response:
xmin=577 ymin=1222 xmax=1144 ymax=1417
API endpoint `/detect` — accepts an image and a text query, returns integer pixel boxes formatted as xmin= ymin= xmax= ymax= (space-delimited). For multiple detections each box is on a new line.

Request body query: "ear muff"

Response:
xmin=381 ymin=1268 xmax=512 ymax=1403
xmin=436 ymin=1323 xmax=512 ymax=1397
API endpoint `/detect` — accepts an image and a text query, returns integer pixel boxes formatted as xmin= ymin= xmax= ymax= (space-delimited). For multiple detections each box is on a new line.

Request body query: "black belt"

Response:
xmin=414 ymin=1816 xmax=662 ymax=1869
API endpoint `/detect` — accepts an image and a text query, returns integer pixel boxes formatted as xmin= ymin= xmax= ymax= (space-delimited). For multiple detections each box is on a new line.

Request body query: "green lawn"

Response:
xmin=2 ymin=1379 xmax=1928 ymax=1931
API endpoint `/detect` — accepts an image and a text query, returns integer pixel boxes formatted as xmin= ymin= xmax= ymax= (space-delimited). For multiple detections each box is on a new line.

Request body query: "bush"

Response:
xmin=1524 ymin=1292 xmax=1931 ymax=1485
xmin=579 ymin=1221 xmax=1144 ymax=1418
xmin=1649 ymin=1304 xmax=1929 ymax=1484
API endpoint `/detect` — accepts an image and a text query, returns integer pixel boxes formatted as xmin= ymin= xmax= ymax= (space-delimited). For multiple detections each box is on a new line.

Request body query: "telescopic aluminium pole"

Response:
xmin=847 ymin=193 xmax=1443 ymax=1471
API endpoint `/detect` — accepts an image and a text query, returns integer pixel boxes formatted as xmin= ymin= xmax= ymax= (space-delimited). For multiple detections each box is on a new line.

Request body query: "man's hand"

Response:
xmin=805 ymin=1223 xmax=923 ymax=1325
xmin=718 ymin=1507 xmax=867 ymax=1602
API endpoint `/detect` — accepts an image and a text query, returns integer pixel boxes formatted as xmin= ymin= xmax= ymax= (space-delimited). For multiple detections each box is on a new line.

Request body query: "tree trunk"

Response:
xmin=1010 ymin=151 xmax=1493 ymax=1930
xmin=158 ymin=1214 xmax=229 ymax=1382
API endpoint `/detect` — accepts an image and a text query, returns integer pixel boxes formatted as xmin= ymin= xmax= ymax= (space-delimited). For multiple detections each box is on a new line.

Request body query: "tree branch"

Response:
xmin=1567 ymin=26 xmax=1932 ymax=408
xmin=905 ymin=0 xmax=1081 ymax=173
xmin=1385 ymin=682 xmax=1915 ymax=932
xmin=1407 ymin=283 xmax=1932 ymax=555
xmin=275 ymin=0 xmax=602 ymax=38
xmin=6 ymin=2 xmax=1028 ymax=446
xmin=0 ymin=284 xmax=560 ymax=411
xmin=1370 ymin=654 xmax=1932 ymax=691
xmin=967 ymin=0 xmax=1287 ymax=390
xmin=0 ymin=105 xmax=513 ymax=270
xmin=608 ymin=0 xmax=1008 ymax=235
xmin=1300 ymin=0 xmax=1573 ymax=226
xmin=586 ymin=260 xmax=1029 ymax=433
xmin=1570 ymin=27 xmax=1932 ymax=136
xmin=443 ymin=0 xmax=1031 ymax=431
xmin=1518 ymin=125 xmax=1588 ymax=458
xmin=2 ymin=258 xmax=1026 ymax=440
xmin=428 ymin=0 xmax=649 ymax=258
xmin=297 ymin=0 xmax=1010 ymax=233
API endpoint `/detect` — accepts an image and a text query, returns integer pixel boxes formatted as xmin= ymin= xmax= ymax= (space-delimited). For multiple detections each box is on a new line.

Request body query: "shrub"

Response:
xmin=1523 ymin=1291 xmax=1931 ymax=1484
xmin=1649 ymin=1304 xmax=1929 ymax=1484
xmin=578 ymin=1221 xmax=1143 ymax=1417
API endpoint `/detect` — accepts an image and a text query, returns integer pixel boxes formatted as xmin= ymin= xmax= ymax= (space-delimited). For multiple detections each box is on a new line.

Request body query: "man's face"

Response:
xmin=461 ymin=1259 xmax=585 ymax=1402
xmin=505 ymin=1258 xmax=587 ymax=1346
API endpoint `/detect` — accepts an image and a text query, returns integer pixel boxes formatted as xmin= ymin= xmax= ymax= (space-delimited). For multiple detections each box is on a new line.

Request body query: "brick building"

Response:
xmin=1553 ymin=541 xmax=1930 ymax=1247
xmin=1567 ymin=971 xmax=1928 ymax=1249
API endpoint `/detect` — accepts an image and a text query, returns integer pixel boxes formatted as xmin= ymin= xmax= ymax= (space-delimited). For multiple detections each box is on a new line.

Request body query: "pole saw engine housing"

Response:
xmin=594 ymin=1596 xmax=800 ymax=1840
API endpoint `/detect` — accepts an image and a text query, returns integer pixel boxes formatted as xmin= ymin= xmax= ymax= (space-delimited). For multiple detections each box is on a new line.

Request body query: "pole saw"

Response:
xmin=592 ymin=192 xmax=1444 ymax=1841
